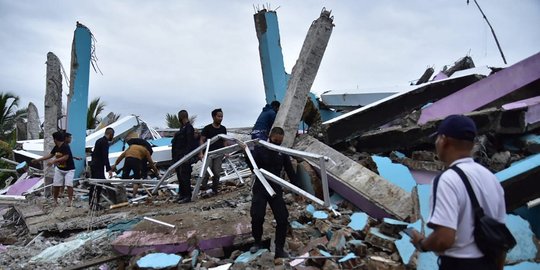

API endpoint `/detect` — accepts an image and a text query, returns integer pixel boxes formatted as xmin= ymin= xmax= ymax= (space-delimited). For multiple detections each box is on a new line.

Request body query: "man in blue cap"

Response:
xmin=410 ymin=115 xmax=507 ymax=270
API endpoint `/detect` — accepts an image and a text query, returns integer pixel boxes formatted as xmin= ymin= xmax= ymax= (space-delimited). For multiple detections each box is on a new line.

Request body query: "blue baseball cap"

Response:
xmin=433 ymin=114 xmax=477 ymax=141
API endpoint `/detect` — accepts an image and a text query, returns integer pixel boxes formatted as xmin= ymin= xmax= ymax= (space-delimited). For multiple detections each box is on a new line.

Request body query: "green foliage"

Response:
xmin=0 ymin=92 xmax=21 ymax=141
xmin=165 ymin=113 xmax=197 ymax=128
xmin=0 ymin=140 xmax=14 ymax=189
xmin=87 ymin=97 xmax=106 ymax=129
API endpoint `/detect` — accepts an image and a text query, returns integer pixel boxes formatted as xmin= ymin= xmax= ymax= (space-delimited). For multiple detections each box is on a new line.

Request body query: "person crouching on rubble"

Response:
xmin=171 ymin=109 xmax=197 ymax=204
xmin=32 ymin=131 xmax=76 ymax=206
xmin=109 ymin=133 xmax=159 ymax=197
xmin=249 ymin=127 xmax=298 ymax=259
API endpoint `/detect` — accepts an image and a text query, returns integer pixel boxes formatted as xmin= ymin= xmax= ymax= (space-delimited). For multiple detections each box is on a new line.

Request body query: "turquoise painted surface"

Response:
xmin=504 ymin=262 xmax=540 ymax=270
xmin=234 ymin=249 xmax=268 ymax=263
xmin=383 ymin=218 xmax=409 ymax=226
xmin=291 ymin=221 xmax=305 ymax=229
xmin=506 ymin=214 xmax=537 ymax=262
xmin=372 ymin=155 xmax=416 ymax=192
xmin=338 ymin=253 xmax=357 ymax=263
xmin=495 ymin=153 xmax=540 ymax=181
xmin=417 ymin=252 xmax=438 ymax=270
xmin=137 ymin=253 xmax=181 ymax=268
xmin=296 ymin=162 xmax=316 ymax=196
xmin=306 ymin=204 xmax=315 ymax=214
xmin=514 ymin=205 xmax=540 ymax=239
xmin=348 ymin=212 xmax=368 ymax=231
xmin=417 ymin=184 xmax=433 ymax=234
xmin=149 ymin=137 xmax=172 ymax=147
xmin=258 ymin=11 xmax=288 ymax=104
xmin=67 ymin=24 xmax=92 ymax=178
xmin=396 ymin=232 xmax=415 ymax=265
xmin=313 ymin=211 xmax=328 ymax=219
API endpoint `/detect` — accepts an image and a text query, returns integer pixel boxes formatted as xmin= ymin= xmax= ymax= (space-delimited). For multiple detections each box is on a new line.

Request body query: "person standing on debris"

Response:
xmin=31 ymin=131 xmax=76 ymax=206
xmin=199 ymin=108 xmax=228 ymax=194
xmin=249 ymin=127 xmax=298 ymax=259
xmin=110 ymin=133 xmax=159 ymax=197
xmin=89 ymin=127 xmax=115 ymax=210
xmin=410 ymin=115 xmax=507 ymax=270
xmin=251 ymin=101 xmax=280 ymax=141
xmin=171 ymin=110 xmax=197 ymax=204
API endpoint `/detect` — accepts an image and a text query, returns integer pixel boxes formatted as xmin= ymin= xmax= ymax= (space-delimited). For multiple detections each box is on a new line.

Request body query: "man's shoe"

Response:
xmin=250 ymin=243 xmax=261 ymax=254
xmin=177 ymin=197 xmax=191 ymax=204
xmin=274 ymin=249 xmax=290 ymax=259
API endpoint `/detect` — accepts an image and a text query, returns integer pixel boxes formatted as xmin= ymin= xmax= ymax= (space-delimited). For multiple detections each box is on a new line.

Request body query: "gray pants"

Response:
xmin=201 ymin=156 xmax=223 ymax=190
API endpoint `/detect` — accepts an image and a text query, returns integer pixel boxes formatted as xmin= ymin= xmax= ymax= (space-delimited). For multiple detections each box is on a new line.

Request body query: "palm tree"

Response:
xmin=87 ymin=97 xmax=106 ymax=129
xmin=166 ymin=113 xmax=180 ymax=128
xmin=165 ymin=113 xmax=197 ymax=128
xmin=0 ymin=92 xmax=22 ymax=140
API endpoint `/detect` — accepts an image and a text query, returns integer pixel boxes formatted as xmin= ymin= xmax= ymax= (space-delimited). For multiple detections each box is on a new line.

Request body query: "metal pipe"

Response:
xmin=244 ymin=145 xmax=275 ymax=197
xmin=87 ymin=179 xmax=160 ymax=184
xmin=226 ymin=157 xmax=245 ymax=184
xmin=527 ymin=197 xmax=540 ymax=209
xmin=257 ymin=140 xmax=325 ymax=160
xmin=259 ymin=168 xmax=324 ymax=206
xmin=319 ymin=157 xmax=331 ymax=208
xmin=143 ymin=216 xmax=175 ymax=228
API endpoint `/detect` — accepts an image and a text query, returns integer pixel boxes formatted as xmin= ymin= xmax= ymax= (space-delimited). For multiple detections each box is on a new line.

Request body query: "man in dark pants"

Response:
xmin=249 ymin=127 xmax=297 ymax=259
xmin=171 ymin=110 xmax=196 ymax=204
xmin=89 ymin=127 xmax=114 ymax=210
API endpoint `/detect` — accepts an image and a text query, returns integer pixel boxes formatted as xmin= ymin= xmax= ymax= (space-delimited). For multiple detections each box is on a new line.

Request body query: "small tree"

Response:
xmin=87 ymin=97 xmax=106 ymax=129
xmin=0 ymin=92 xmax=23 ymax=141
xmin=166 ymin=113 xmax=196 ymax=128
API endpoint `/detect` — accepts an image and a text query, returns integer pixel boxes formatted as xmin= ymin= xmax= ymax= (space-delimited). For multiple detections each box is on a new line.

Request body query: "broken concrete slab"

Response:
xmin=272 ymin=9 xmax=334 ymax=148
xmin=518 ymin=134 xmax=540 ymax=154
xmin=418 ymin=52 xmax=540 ymax=124
xmin=496 ymin=153 xmax=540 ymax=211
xmin=365 ymin=228 xmax=397 ymax=252
xmin=347 ymin=212 xmax=368 ymax=231
xmin=29 ymin=229 xmax=107 ymax=263
xmin=112 ymin=208 xmax=252 ymax=255
xmin=293 ymin=135 xmax=413 ymax=220
xmin=323 ymin=73 xmax=484 ymax=145
xmin=502 ymin=96 xmax=540 ymax=132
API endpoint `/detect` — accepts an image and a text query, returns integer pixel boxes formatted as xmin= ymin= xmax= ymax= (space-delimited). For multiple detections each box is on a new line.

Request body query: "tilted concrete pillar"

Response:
xmin=44 ymin=52 xmax=63 ymax=196
xmin=67 ymin=22 xmax=92 ymax=178
xmin=272 ymin=9 xmax=334 ymax=147
xmin=254 ymin=9 xmax=289 ymax=104
xmin=26 ymin=102 xmax=40 ymax=140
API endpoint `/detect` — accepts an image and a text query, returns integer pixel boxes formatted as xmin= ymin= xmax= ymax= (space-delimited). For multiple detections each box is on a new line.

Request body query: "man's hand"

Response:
xmin=198 ymin=153 xmax=204 ymax=160
xmin=409 ymin=229 xmax=425 ymax=251
xmin=47 ymin=160 xmax=55 ymax=167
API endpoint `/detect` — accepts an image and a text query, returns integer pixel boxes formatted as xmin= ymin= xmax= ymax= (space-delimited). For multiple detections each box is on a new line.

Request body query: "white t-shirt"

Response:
xmin=428 ymin=157 xmax=506 ymax=258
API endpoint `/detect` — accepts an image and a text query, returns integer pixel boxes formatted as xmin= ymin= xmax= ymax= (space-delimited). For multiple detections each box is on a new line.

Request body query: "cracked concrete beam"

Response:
xmin=26 ymin=102 xmax=40 ymax=140
xmin=272 ymin=9 xmax=334 ymax=148
xmin=293 ymin=134 xmax=413 ymax=220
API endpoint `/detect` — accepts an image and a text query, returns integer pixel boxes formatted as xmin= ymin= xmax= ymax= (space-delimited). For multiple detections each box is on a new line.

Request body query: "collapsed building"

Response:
xmin=1 ymin=7 xmax=540 ymax=270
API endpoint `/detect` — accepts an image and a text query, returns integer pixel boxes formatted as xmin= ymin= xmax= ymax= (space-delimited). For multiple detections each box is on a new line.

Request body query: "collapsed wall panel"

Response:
xmin=418 ymin=52 xmax=540 ymax=124
xmin=293 ymin=135 xmax=412 ymax=220
xmin=323 ymin=74 xmax=483 ymax=146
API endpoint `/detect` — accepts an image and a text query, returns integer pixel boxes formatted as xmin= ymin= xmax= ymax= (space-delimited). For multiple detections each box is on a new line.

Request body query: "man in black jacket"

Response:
xmin=89 ymin=127 xmax=114 ymax=210
xmin=171 ymin=110 xmax=197 ymax=203
xmin=249 ymin=127 xmax=297 ymax=259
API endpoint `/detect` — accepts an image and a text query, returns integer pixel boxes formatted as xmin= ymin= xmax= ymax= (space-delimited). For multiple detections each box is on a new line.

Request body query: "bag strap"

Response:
xmin=450 ymin=166 xmax=485 ymax=218
xmin=431 ymin=173 xmax=443 ymax=217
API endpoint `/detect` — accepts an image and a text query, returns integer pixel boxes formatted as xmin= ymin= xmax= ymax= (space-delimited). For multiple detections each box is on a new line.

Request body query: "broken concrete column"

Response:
xmin=26 ymin=102 xmax=40 ymax=140
xmin=67 ymin=22 xmax=92 ymax=178
xmin=44 ymin=52 xmax=63 ymax=196
xmin=293 ymin=135 xmax=413 ymax=220
xmin=272 ymin=9 xmax=334 ymax=148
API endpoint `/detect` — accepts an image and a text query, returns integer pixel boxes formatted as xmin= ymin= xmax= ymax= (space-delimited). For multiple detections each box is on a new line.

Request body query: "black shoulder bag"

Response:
xmin=451 ymin=166 xmax=517 ymax=259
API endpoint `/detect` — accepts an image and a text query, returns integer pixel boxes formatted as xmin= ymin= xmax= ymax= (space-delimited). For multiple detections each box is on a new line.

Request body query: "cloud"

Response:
xmin=1 ymin=0 xmax=539 ymax=129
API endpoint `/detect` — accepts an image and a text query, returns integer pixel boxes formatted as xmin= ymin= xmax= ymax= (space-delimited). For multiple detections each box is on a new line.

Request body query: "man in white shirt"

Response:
xmin=411 ymin=114 xmax=507 ymax=270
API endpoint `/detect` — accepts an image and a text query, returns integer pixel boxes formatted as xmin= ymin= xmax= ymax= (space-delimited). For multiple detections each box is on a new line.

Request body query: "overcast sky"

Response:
xmin=1 ymin=1 xmax=539 ymax=129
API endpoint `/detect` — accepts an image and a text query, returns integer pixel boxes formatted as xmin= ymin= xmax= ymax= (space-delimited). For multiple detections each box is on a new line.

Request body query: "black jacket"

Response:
xmin=252 ymin=145 xmax=298 ymax=190
xmin=91 ymin=136 xmax=111 ymax=171
xmin=171 ymin=123 xmax=196 ymax=161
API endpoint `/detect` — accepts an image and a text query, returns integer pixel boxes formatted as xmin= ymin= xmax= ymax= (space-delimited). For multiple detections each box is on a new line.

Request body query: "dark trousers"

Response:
xmin=89 ymin=163 xmax=105 ymax=207
xmin=439 ymin=256 xmax=496 ymax=270
xmin=250 ymin=182 xmax=289 ymax=251
xmin=176 ymin=162 xmax=193 ymax=198
xmin=122 ymin=157 xmax=142 ymax=179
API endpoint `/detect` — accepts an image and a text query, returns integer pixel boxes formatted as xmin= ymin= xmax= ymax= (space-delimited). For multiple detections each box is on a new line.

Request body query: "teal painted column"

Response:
xmin=67 ymin=22 xmax=92 ymax=178
xmin=254 ymin=10 xmax=289 ymax=104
